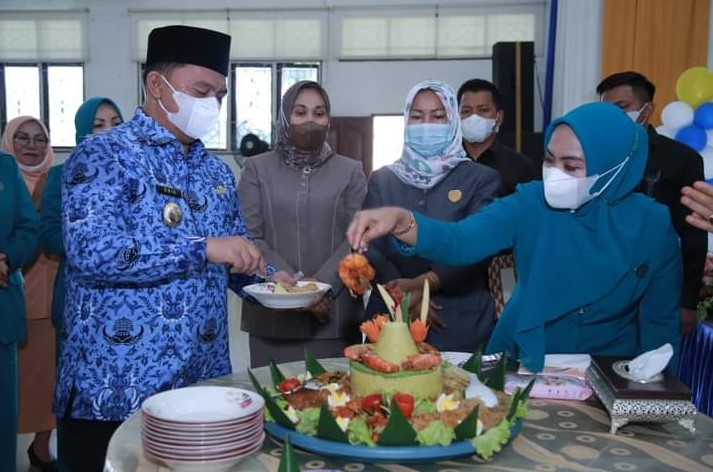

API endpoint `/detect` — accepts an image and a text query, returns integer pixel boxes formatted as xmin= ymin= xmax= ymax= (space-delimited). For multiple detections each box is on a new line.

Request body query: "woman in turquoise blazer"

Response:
xmin=347 ymin=102 xmax=682 ymax=373
xmin=0 ymin=151 xmax=39 ymax=470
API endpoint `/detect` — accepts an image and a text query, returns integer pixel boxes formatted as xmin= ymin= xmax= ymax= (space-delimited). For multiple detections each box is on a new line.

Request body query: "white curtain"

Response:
xmin=130 ymin=10 xmax=327 ymax=62
xmin=0 ymin=10 xmax=89 ymax=62
xmin=335 ymin=5 xmax=543 ymax=60
xmin=551 ymin=0 xmax=603 ymax=119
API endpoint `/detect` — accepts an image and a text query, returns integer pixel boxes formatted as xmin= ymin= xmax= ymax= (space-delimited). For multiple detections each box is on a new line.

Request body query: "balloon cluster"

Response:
xmin=658 ymin=67 xmax=713 ymax=177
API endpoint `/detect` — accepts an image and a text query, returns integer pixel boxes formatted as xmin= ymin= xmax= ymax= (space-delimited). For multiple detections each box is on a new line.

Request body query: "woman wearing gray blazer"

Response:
xmin=239 ymin=81 xmax=366 ymax=367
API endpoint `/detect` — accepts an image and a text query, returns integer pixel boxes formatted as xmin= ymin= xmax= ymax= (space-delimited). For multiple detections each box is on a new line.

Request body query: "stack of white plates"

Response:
xmin=141 ymin=386 xmax=265 ymax=472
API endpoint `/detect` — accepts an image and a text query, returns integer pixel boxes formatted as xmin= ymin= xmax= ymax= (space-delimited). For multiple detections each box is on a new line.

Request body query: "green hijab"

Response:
xmin=487 ymin=102 xmax=651 ymax=371
xmin=74 ymin=97 xmax=123 ymax=145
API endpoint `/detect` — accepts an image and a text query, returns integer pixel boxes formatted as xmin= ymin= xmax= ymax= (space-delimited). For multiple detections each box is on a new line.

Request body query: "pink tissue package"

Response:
xmin=504 ymin=373 xmax=594 ymax=400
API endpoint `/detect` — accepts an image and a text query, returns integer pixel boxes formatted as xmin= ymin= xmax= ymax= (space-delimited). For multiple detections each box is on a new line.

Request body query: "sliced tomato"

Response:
xmin=392 ymin=393 xmax=415 ymax=419
xmin=277 ymin=378 xmax=301 ymax=393
xmin=360 ymin=393 xmax=382 ymax=412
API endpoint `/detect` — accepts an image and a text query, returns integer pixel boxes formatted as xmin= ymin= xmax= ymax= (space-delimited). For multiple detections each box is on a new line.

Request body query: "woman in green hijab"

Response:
xmin=347 ymin=101 xmax=682 ymax=373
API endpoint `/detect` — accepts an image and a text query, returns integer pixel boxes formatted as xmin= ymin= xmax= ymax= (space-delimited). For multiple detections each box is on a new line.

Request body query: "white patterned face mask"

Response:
xmin=158 ymin=76 xmax=221 ymax=139
xmin=543 ymin=157 xmax=629 ymax=209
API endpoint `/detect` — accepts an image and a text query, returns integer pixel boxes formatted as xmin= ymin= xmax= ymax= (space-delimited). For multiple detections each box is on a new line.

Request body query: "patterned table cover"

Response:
xmin=105 ymin=358 xmax=713 ymax=472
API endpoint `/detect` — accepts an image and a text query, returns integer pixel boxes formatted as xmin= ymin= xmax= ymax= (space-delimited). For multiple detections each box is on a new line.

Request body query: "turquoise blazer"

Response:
xmin=0 ymin=152 xmax=39 ymax=344
xmin=39 ymin=164 xmax=65 ymax=329
xmin=405 ymin=182 xmax=682 ymax=371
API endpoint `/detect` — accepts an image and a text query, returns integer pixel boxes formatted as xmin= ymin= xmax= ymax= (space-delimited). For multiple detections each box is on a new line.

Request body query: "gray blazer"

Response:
xmin=239 ymin=151 xmax=367 ymax=340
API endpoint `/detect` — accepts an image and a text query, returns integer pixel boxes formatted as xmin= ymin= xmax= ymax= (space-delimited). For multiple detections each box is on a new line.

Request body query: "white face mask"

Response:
xmin=461 ymin=113 xmax=498 ymax=143
xmin=158 ymin=76 xmax=221 ymax=139
xmin=626 ymin=103 xmax=649 ymax=123
xmin=542 ymin=157 xmax=629 ymax=210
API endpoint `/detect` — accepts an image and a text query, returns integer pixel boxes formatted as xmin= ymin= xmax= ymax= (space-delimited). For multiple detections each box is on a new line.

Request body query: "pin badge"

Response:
xmin=215 ymin=184 xmax=226 ymax=195
xmin=448 ymin=189 xmax=462 ymax=203
xmin=162 ymin=202 xmax=183 ymax=227
xmin=0 ymin=182 xmax=4 ymax=191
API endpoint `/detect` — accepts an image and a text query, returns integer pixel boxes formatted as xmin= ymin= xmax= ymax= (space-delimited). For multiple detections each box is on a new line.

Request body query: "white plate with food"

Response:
xmin=243 ymin=281 xmax=331 ymax=309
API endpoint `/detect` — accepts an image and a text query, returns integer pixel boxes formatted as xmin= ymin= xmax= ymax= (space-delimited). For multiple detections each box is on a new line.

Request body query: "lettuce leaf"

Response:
xmin=347 ymin=416 xmax=376 ymax=446
xmin=295 ymin=407 xmax=320 ymax=436
xmin=414 ymin=398 xmax=436 ymax=415
xmin=470 ymin=418 xmax=511 ymax=460
xmin=415 ymin=420 xmax=456 ymax=447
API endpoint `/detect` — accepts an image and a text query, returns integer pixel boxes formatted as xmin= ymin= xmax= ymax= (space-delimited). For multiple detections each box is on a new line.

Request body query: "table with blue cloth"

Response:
xmin=105 ymin=358 xmax=713 ymax=472
xmin=679 ymin=321 xmax=713 ymax=416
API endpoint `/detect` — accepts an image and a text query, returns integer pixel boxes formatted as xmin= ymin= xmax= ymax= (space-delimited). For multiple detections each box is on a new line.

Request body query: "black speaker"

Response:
xmin=492 ymin=42 xmax=535 ymax=134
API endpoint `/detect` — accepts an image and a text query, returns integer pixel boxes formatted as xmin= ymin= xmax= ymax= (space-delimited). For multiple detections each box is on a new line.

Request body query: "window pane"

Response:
xmin=372 ymin=115 xmax=404 ymax=171
xmin=202 ymin=97 xmax=229 ymax=150
xmin=279 ymin=66 xmax=318 ymax=100
xmin=4 ymin=66 xmax=40 ymax=123
xmin=234 ymin=66 xmax=272 ymax=149
xmin=48 ymin=65 xmax=84 ymax=147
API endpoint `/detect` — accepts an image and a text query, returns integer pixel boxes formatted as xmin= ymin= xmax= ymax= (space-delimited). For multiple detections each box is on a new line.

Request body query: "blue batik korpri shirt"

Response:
xmin=54 ymin=108 xmax=264 ymax=422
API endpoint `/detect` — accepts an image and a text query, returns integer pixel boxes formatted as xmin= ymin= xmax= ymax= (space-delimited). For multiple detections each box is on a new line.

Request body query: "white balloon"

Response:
xmin=707 ymin=128 xmax=713 ymax=147
xmin=701 ymin=146 xmax=713 ymax=180
xmin=661 ymin=101 xmax=694 ymax=130
xmin=656 ymin=125 xmax=677 ymax=139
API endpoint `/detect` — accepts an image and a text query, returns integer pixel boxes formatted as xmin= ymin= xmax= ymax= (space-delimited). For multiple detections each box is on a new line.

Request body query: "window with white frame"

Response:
xmin=0 ymin=11 xmax=88 ymax=147
xmin=131 ymin=10 xmax=325 ymax=152
xmin=138 ymin=61 xmax=320 ymax=152
xmin=232 ymin=62 xmax=319 ymax=148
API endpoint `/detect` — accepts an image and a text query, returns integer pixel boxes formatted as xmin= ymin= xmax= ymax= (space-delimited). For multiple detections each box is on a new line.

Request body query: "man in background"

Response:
xmin=457 ymin=78 xmax=539 ymax=197
xmin=598 ymin=71 xmax=705 ymax=336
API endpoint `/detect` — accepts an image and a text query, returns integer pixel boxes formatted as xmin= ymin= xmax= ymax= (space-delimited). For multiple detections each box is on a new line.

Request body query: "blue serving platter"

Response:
xmin=264 ymin=419 xmax=522 ymax=463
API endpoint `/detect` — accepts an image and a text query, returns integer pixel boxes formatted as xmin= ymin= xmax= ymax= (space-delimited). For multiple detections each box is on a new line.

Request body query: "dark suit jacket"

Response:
xmin=468 ymin=140 xmax=540 ymax=197
xmin=641 ymin=127 xmax=706 ymax=310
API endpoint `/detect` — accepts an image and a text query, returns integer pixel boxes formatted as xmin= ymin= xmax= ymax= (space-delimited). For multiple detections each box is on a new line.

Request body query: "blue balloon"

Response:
xmin=675 ymin=125 xmax=707 ymax=151
xmin=694 ymin=102 xmax=713 ymax=129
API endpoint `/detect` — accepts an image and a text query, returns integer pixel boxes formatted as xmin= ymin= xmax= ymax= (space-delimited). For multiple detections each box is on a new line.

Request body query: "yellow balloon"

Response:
xmin=676 ymin=67 xmax=713 ymax=108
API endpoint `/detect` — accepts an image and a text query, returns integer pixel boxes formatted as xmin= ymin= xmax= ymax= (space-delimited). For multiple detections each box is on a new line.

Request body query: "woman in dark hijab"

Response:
xmin=239 ymin=81 xmax=367 ymax=367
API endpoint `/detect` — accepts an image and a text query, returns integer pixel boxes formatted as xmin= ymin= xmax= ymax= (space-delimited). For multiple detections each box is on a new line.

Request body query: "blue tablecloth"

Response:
xmin=679 ymin=321 xmax=713 ymax=416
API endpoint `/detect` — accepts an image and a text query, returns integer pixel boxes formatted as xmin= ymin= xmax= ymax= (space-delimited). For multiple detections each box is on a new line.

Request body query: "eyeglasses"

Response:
xmin=13 ymin=134 xmax=48 ymax=147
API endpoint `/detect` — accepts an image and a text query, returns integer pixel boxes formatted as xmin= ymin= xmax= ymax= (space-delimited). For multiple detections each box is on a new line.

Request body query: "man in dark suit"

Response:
xmin=598 ymin=71 xmax=706 ymax=335
xmin=457 ymin=79 xmax=539 ymax=197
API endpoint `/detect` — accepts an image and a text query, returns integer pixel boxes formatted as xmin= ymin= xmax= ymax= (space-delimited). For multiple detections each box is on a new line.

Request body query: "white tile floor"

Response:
xmin=15 ymin=293 xmax=251 ymax=471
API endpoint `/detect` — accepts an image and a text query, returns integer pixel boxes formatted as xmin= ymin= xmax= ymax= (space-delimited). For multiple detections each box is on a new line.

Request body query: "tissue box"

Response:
xmin=586 ymin=356 xmax=697 ymax=434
